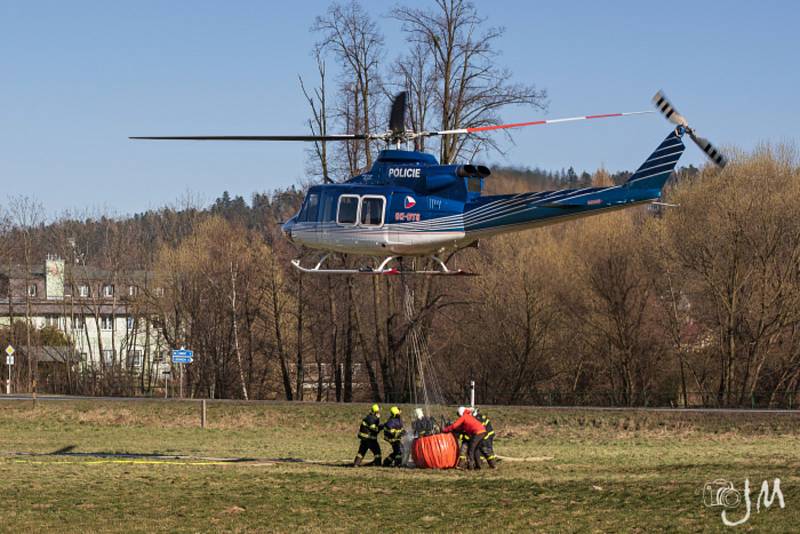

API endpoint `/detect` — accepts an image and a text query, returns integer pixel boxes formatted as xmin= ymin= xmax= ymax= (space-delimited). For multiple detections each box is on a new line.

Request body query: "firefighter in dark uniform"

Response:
xmin=456 ymin=431 xmax=471 ymax=469
xmin=382 ymin=406 xmax=406 ymax=467
xmin=353 ymin=404 xmax=382 ymax=467
xmin=473 ymin=408 xmax=497 ymax=469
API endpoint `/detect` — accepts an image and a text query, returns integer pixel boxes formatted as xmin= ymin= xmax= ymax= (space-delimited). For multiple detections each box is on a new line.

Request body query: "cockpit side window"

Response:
xmin=337 ymin=195 xmax=360 ymax=225
xmin=299 ymin=193 xmax=319 ymax=222
xmin=360 ymin=196 xmax=385 ymax=227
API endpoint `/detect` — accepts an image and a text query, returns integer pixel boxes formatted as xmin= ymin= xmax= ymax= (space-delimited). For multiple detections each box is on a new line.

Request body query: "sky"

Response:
xmin=1 ymin=1 xmax=798 ymax=216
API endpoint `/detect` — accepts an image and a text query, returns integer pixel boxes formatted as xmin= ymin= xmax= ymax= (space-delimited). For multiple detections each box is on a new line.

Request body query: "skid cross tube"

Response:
xmin=291 ymin=254 xmax=474 ymax=276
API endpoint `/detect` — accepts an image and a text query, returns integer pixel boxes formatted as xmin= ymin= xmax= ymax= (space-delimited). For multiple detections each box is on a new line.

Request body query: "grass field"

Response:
xmin=0 ymin=400 xmax=798 ymax=532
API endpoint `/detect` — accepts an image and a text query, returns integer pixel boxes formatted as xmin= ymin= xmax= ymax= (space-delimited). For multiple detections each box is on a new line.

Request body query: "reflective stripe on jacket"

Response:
xmin=383 ymin=416 xmax=405 ymax=443
xmin=476 ymin=413 xmax=495 ymax=438
xmin=358 ymin=413 xmax=381 ymax=440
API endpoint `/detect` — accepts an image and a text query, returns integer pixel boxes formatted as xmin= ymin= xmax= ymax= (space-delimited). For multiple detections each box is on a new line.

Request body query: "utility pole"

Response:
xmin=470 ymin=380 xmax=475 ymax=409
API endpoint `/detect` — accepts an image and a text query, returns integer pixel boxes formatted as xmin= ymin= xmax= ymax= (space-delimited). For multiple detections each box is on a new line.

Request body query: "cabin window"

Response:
xmin=337 ymin=195 xmax=360 ymax=225
xmin=320 ymin=193 xmax=337 ymax=222
xmin=299 ymin=193 xmax=319 ymax=222
xmin=467 ymin=177 xmax=481 ymax=193
xmin=360 ymin=196 xmax=385 ymax=227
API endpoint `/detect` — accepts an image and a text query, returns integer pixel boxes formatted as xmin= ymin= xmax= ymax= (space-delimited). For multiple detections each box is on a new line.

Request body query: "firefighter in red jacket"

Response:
xmin=443 ymin=406 xmax=487 ymax=470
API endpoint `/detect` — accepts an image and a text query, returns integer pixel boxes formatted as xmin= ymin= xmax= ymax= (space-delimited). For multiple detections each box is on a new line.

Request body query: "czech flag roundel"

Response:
xmin=404 ymin=196 xmax=416 ymax=209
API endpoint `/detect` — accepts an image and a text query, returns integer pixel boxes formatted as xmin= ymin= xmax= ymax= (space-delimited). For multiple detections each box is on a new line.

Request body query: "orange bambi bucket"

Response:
xmin=412 ymin=433 xmax=458 ymax=469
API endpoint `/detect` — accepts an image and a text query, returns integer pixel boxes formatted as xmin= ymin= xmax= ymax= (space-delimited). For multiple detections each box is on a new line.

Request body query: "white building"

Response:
xmin=0 ymin=257 xmax=167 ymax=369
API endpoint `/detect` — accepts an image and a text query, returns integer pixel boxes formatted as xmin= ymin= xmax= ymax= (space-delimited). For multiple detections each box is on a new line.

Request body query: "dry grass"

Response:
xmin=0 ymin=400 xmax=798 ymax=532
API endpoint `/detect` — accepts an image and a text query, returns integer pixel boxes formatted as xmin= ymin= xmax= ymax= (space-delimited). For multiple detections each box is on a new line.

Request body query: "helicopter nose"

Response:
xmin=281 ymin=218 xmax=295 ymax=243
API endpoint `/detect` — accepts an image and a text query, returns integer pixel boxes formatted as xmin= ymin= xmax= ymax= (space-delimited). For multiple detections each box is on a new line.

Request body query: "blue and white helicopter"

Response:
xmin=132 ymin=91 xmax=725 ymax=275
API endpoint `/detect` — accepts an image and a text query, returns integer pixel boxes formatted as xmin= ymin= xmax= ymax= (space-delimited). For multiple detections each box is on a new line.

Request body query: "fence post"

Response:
xmin=201 ymin=399 xmax=207 ymax=428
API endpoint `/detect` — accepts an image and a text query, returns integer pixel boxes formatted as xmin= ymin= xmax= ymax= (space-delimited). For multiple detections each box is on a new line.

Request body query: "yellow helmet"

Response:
xmin=390 ymin=406 xmax=401 ymax=416
xmin=371 ymin=404 xmax=380 ymax=413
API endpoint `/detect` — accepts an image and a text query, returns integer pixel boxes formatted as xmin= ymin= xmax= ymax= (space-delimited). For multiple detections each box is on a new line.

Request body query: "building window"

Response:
xmin=45 ymin=315 xmax=63 ymax=329
xmin=73 ymin=316 xmax=85 ymax=329
xmin=127 ymin=350 xmax=143 ymax=367
xmin=128 ymin=285 xmax=138 ymax=297
xmin=101 ymin=316 xmax=113 ymax=331
xmin=126 ymin=316 xmax=135 ymax=330
xmin=28 ymin=284 xmax=37 ymax=297
xmin=78 ymin=285 xmax=90 ymax=297
xmin=102 ymin=349 xmax=115 ymax=364
xmin=155 ymin=287 xmax=164 ymax=297
xmin=103 ymin=284 xmax=114 ymax=298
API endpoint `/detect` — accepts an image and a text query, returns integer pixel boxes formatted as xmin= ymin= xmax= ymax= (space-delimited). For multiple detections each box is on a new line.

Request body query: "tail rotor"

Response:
xmin=652 ymin=90 xmax=727 ymax=167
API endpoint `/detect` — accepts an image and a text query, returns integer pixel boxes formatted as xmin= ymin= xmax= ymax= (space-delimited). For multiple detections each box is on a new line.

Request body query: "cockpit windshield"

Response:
xmin=299 ymin=193 xmax=319 ymax=222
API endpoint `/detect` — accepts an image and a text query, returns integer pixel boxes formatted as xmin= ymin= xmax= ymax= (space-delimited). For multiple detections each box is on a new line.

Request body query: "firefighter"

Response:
xmin=473 ymin=408 xmax=497 ymax=469
xmin=353 ymin=404 xmax=382 ymax=467
xmin=442 ymin=406 xmax=486 ymax=469
xmin=382 ymin=406 xmax=406 ymax=467
xmin=456 ymin=430 xmax=470 ymax=469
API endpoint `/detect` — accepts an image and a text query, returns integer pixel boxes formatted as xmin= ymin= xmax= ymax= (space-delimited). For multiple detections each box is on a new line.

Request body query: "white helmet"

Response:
xmin=457 ymin=406 xmax=466 ymax=417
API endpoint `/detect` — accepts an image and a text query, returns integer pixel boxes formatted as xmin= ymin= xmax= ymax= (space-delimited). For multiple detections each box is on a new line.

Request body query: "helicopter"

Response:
xmin=131 ymin=90 xmax=726 ymax=275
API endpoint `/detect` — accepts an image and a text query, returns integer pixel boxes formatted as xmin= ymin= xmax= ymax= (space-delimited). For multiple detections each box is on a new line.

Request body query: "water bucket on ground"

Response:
xmin=412 ymin=433 xmax=458 ymax=469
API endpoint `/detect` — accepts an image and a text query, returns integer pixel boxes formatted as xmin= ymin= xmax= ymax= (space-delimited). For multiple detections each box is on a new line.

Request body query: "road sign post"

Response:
xmin=5 ymin=345 xmax=14 ymax=395
xmin=171 ymin=349 xmax=194 ymax=399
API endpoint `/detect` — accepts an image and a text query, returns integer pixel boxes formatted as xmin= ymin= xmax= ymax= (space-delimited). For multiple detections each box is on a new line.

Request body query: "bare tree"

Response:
xmin=6 ymin=196 xmax=45 ymax=391
xmin=393 ymin=0 xmax=547 ymax=163
xmin=313 ymin=1 xmax=384 ymax=171
xmin=300 ymin=49 xmax=332 ymax=183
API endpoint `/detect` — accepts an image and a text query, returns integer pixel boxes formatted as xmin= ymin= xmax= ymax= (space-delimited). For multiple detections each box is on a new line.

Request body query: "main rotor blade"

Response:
xmin=688 ymin=131 xmax=727 ymax=168
xmin=432 ymin=110 xmax=654 ymax=136
xmin=389 ymin=91 xmax=407 ymax=135
xmin=652 ymin=90 xmax=689 ymax=127
xmin=129 ymin=134 xmax=371 ymax=142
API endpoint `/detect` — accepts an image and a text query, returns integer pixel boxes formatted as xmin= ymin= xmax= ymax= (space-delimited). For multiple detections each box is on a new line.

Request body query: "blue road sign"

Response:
xmin=171 ymin=349 xmax=194 ymax=364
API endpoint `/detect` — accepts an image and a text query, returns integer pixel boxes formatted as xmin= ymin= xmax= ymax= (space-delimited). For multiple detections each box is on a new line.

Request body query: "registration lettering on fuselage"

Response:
xmin=395 ymin=212 xmax=421 ymax=222
xmin=388 ymin=167 xmax=421 ymax=179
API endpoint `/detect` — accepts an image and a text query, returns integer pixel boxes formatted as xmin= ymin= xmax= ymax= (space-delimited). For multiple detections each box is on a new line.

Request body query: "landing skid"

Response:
xmin=290 ymin=254 xmax=475 ymax=276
